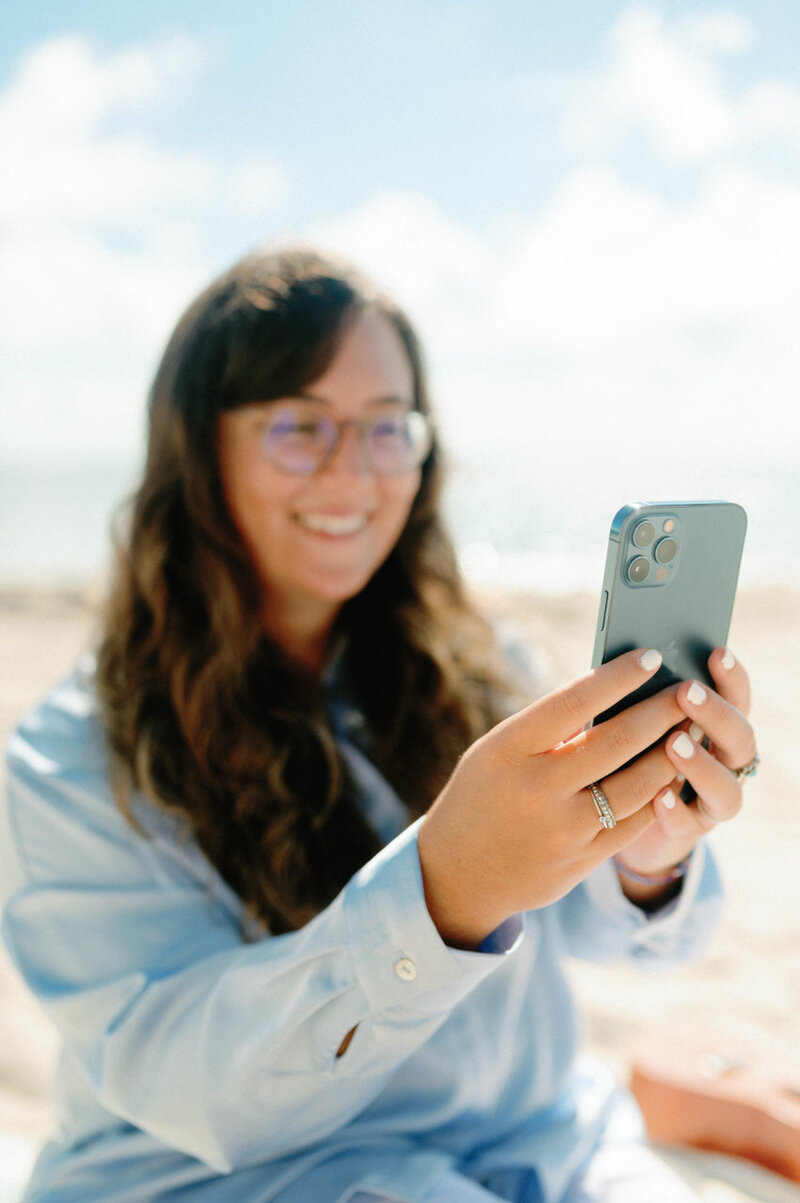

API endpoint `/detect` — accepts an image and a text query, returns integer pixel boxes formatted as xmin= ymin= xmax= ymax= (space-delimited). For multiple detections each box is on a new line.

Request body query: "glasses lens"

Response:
xmin=262 ymin=406 xmax=335 ymax=474
xmin=367 ymin=411 xmax=432 ymax=473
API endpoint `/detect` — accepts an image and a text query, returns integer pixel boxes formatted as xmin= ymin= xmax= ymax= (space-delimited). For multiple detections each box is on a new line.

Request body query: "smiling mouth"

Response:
xmin=296 ymin=513 xmax=369 ymax=536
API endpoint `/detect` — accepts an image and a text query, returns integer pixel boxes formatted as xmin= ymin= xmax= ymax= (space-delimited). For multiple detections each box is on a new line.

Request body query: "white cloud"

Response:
xmin=308 ymin=190 xmax=495 ymax=353
xmin=0 ymin=34 xmax=199 ymax=139
xmin=0 ymin=33 xmax=288 ymax=229
xmin=0 ymin=35 xmax=291 ymax=459
xmin=495 ymin=163 xmax=800 ymax=456
xmin=0 ymin=36 xmax=212 ymax=459
xmin=738 ymin=80 xmax=800 ymax=144
xmin=0 ymin=223 xmax=206 ymax=351
xmin=227 ymin=155 xmax=293 ymax=217
xmin=676 ymin=11 xmax=754 ymax=56
xmin=307 ymin=170 xmax=800 ymax=463
xmin=2 ymin=19 xmax=797 ymax=476
xmin=0 ymin=35 xmax=215 ymax=229
xmin=562 ymin=5 xmax=800 ymax=163
xmin=0 ymin=134 xmax=211 ymax=229
xmin=495 ymin=164 xmax=800 ymax=348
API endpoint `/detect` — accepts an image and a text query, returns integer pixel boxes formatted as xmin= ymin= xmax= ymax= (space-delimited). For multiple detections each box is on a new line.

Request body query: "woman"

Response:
xmin=3 ymin=247 xmax=757 ymax=1202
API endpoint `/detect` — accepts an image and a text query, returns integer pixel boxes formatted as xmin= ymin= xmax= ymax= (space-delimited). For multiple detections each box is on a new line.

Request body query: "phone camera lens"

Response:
xmin=627 ymin=556 xmax=651 ymax=584
xmin=632 ymin=521 xmax=655 ymax=548
xmin=654 ymin=537 xmax=677 ymax=564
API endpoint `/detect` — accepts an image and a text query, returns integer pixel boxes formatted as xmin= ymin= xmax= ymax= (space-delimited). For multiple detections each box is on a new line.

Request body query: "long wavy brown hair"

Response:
xmin=95 ymin=246 xmax=518 ymax=935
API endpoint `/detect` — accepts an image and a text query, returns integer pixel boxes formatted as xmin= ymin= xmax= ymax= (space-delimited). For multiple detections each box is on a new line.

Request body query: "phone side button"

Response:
xmin=599 ymin=590 xmax=609 ymax=631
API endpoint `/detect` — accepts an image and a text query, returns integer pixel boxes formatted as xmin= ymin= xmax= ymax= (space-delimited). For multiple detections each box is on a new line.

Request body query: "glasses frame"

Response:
xmin=254 ymin=402 xmax=434 ymax=477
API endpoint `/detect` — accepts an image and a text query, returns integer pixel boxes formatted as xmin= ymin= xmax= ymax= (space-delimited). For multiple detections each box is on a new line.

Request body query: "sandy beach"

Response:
xmin=1 ymin=582 xmax=799 ymax=1194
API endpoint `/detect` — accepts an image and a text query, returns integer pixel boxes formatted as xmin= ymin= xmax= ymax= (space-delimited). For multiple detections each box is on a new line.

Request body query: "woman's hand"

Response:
xmin=613 ymin=647 xmax=756 ymax=899
xmin=417 ymin=648 xmax=684 ymax=948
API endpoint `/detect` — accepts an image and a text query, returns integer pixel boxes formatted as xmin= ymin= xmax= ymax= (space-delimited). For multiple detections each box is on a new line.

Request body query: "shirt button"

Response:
xmin=394 ymin=957 xmax=417 ymax=982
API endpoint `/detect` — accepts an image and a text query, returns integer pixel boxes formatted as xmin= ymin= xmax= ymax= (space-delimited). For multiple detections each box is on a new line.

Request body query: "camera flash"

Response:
xmin=663 ymin=518 xmax=676 ymax=533
xmin=656 ymin=566 xmax=668 ymax=582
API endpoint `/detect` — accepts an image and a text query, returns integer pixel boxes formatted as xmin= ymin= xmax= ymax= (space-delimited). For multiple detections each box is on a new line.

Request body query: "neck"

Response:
xmin=260 ymin=595 xmax=341 ymax=672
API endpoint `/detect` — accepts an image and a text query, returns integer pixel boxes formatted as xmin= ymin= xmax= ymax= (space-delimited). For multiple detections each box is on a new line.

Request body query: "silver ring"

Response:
xmin=588 ymin=782 xmax=617 ymax=830
xmin=733 ymin=753 xmax=760 ymax=781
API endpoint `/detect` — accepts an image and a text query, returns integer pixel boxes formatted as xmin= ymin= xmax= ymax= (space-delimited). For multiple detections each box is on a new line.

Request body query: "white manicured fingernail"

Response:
xmin=673 ymin=732 xmax=695 ymax=758
xmin=689 ymin=722 xmax=704 ymax=742
xmin=639 ymin=649 xmax=662 ymax=671
xmin=661 ymin=788 xmax=677 ymax=810
xmin=687 ymin=682 xmax=707 ymax=706
xmin=721 ymin=648 xmax=735 ymax=670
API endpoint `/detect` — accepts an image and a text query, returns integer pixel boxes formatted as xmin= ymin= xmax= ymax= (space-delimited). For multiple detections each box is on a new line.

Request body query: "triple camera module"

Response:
xmin=625 ymin=515 xmax=680 ymax=587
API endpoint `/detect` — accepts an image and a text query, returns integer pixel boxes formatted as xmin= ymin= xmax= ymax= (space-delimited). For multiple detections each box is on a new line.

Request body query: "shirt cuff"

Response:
xmin=584 ymin=841 xmax=713 ymax=954
xmin=478 ymin=913 xmax=524 ymax=954
xmin=343 ymin=818 xmax=523 ymax=1014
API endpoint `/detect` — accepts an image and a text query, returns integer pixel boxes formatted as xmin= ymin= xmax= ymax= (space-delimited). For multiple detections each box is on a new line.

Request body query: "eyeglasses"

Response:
xmin=254 ymin=401 xmax=433 ymax=476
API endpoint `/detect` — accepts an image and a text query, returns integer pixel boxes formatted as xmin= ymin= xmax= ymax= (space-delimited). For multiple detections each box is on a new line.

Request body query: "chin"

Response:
xmin=311 ymin=572 xmax=375 ymax=605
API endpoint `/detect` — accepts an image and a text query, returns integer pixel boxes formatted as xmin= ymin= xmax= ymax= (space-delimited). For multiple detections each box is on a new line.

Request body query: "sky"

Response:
xmin=1 ymin=1 xmax=800 ymax=581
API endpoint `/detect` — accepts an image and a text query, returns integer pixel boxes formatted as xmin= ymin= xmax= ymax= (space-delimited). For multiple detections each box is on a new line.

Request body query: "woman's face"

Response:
xmin=217 ymin=307 xmax=422 ymax=655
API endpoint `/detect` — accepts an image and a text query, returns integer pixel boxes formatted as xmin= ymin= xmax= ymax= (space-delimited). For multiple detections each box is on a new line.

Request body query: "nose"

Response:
xmin=324 ymin=422 xmax=371 ymax=476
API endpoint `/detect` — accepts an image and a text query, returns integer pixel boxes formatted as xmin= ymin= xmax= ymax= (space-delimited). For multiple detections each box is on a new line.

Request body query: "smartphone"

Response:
xmin=592 ymin=501 xmax=747 ymax=730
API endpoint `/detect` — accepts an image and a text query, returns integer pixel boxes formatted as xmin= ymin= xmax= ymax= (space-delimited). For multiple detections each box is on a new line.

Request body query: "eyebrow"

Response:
xmin=237 ymin=393 xmax=415 ymax=421
xmin=293 ymin=392 xmax=414 ymax=409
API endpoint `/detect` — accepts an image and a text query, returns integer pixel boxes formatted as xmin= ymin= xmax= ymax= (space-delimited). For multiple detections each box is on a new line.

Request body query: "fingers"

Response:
xmin=574 ymin=743 xmax=677 ymax=856
xmin=592 ymin=743 xmax=676 ymax=825
xmin=666 ymin=729 xmax=743 ymax=825
xmin=552 ymin=684 xmax=683 ymax=795
xmin=608 ymin=779 xmax=701 ymax=879
xmin=510 ymin=648 xmax=664 ymax=755
xmin=592 ymin=798 xmax=658 ymax=856
xmin=708 ymin=646 xmax=751 ymax=717
xmin=673 ymin=673 xmax=756 ymax=772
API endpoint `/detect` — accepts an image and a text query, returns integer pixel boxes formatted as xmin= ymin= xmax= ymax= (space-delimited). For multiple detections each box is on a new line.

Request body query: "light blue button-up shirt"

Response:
xmin=2 ymin=655 xmax=722 ymax=1203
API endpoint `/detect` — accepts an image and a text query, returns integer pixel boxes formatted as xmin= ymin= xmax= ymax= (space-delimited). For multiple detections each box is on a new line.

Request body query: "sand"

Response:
xmin=1 ymin=583 xmax=798 ymax=1197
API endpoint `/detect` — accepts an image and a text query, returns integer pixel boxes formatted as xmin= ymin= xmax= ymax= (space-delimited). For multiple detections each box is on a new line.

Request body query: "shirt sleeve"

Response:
xmin=551 ymin=840 xmax=724 ymax=968
xmin=2 ymin=682 xmax=522 ymax=1175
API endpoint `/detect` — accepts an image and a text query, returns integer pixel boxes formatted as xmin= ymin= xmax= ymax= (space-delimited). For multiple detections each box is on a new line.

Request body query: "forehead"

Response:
xmin=306 ymin=307 xmax=414 ymax=404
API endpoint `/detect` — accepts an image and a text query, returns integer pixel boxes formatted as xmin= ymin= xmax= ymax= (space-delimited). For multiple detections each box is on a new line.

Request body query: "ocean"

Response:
xmin=1 ymin=452 xmax=797 ymax=593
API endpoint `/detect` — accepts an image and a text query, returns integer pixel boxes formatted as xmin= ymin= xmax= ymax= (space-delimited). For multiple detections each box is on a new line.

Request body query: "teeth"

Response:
xmin=298 ymin=513 xmax=368 ymax=535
